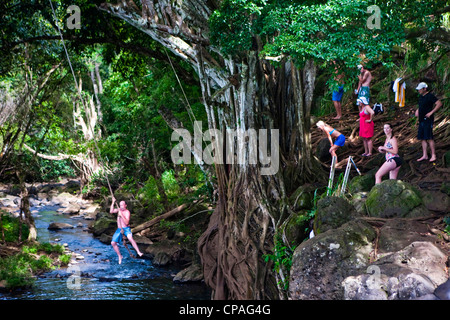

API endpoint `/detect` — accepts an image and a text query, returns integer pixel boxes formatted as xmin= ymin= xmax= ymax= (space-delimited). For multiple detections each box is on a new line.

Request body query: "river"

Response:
xmin=1 ymin=205 xmax=211 ymax=300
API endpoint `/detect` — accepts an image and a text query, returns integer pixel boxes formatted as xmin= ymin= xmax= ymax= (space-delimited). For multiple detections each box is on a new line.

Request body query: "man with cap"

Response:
xmin=415 ymin=82 xmax=442 ymax=162
xmin=355 ymin=64 xmax=372 ymax=107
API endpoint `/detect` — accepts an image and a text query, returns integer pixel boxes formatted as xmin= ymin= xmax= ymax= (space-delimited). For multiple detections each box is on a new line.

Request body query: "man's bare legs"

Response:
xmin=417 ymin=140 xmax=436 ymax=162
xmin=333 ymin=101 xmax=342 ymax=119
xmin=111 ymin=241 xmax=123 ymax=264
xmin=126 ymin=233 xmax=144 ymax=257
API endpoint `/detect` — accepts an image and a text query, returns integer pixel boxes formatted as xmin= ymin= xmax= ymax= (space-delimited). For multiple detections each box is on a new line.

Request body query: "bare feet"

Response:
xmin=118 ymin=255 xmax=123 ymax=264
xmin=138 ymin=252 xmax=144 ymax=257
xmin=429 ymin=156 xmax=436 ymax=162
xmin=333 ymin=116 xmax=341 ymax=120
xmin=417 ymin=156 xmax=428 ymax=162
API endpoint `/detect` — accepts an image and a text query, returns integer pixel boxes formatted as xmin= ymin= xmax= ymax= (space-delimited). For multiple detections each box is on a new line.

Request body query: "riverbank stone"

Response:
xmin=365 ymin=180 xmax=429 ymax=218
xmin=48 ymin=222 xmax=74 ymax=230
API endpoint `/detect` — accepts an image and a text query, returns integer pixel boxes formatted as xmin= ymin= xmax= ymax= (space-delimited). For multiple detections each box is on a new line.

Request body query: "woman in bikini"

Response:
xmin=316 ymin=120 xmax=346 ymax=161
xmin=375 ymin=123 xmax=404 ymax=184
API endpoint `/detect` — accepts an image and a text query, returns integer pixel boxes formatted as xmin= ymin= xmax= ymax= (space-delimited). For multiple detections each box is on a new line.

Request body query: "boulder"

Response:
xmin=153 ymin=252 xmax=171 ymax=266
xmin=348 ymin=168 xmax=377 ymax=193
xmin=284 ymin=210 xmax=310 ymax=246
xmin=62 ymin=180 xmax=81 ymax=194
xmin=350 ymin=192 xmax=368 ymax=215
xmin=173 ymin=264 xmax=203 ymax=283
xmin=342 ymin=242 xmax=448 ymax=300
xmin=314 ymin=196 xmax=358 ymax=234
xmin=316 ymin=138 xmax=332 ymax=162
xmin=289 ymin=219 xmax=377 ymax=300
xmin=61 ymin=203 xmax=81 ymax=215
xmin=82 ymin=203 xmax=100 ymax=220
xmin=48 ymin=222 xmax=74 ymax=230
xmin=289 ymin=185 xmax=314 ymax=211
xmin=92 ymin=214 xmax=117 ymax=237
xmin=421 ymin=191 xmax=450 ymax=213
xmin=365 ymin=180 xmax=429 ymax=218
xmin=377 ymin=219 xmax=437 ymax=253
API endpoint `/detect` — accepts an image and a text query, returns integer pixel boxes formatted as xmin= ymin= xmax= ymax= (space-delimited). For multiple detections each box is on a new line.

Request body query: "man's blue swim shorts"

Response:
xmin=112 ymin=227 xmax=132 ymax=243
xmin=332 ymin=86 xmax=344 ymax=102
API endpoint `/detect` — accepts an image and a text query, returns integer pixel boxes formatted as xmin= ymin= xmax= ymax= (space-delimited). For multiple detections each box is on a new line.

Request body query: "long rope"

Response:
xmin=48 ymin=0 xmax=135 ymax=258
xmin=163 ymin=47 xmax=203 ymax=135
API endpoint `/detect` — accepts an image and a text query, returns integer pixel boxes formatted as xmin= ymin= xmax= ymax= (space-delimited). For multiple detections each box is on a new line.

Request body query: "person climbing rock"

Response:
xmin=375 ymin=123 xmax=404 ymax=184
xmin=316 ymin=120 xmax=346 ymax=162
xmin=110 ymin=198 xmax=144 ymax=264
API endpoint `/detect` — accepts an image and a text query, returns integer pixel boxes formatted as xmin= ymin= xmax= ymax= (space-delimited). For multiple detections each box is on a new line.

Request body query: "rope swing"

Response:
xmin=48 ymin=0 xmax=135 ymax=258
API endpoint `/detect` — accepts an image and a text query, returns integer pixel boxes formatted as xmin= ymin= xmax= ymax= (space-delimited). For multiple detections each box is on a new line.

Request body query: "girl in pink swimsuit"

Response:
xmin=358 ymin=97 xmax=374 ymax=156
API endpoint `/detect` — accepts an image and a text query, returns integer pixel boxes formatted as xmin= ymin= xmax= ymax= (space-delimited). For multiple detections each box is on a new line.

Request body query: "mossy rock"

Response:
xmin=289 ymin=185 xmax=314 ymax=211
xmin=284 ymin=210 xmax=310 ymax=246
xmin=92 ymin=213 xmax=117 ymax=237
xmin=365 ymin=180 xmax=429 ymax=218
xmin=348 ymin=168 xmax=377 ymax=193
xmin=314 ymin=196 xmax=358 ymax=234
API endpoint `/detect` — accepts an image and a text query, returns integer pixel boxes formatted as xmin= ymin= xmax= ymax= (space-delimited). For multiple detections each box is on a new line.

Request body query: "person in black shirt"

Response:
xmin=415 ymin=82 xmax=442 ymax=162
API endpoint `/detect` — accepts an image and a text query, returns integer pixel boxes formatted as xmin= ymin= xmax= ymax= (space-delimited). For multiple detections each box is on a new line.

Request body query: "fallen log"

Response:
xmin=131 ymin=203 xmax=188 ymax=234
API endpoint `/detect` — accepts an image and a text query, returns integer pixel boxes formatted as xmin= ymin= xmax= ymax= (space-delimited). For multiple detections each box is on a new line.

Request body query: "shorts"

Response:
xmin=112 ymin=227 xmax=132 ymax=244
xmin=417 ymin=120 xmax=433 ymax=140
xmin=334 ymin=134 xmax=346 ymax=147
xmin=357 ymin=86 xmax=370 ymax=104
xmin=332 ymin=86 xmax=344 ymax=102
xmin=387 ymin=156 xmax=403 ymax=168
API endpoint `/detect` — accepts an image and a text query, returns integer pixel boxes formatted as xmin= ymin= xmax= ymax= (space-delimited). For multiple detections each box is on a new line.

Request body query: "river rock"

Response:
xmin=365 ymin=180 xmax=429 ymax=218
xmin=173 ymin=264 xmax=203 ymax=283
xmin=153 ymin=252 xmax=171 ymax=266
xmin=92 ymin=214 xmax=117 ymax=237
xmin=48 ymin=222 xmax=74 ymax=230
xmin=289 ymin=219 xmax=377 ymax=300
xmin=61 ymin=203 xmax=81 ymax=215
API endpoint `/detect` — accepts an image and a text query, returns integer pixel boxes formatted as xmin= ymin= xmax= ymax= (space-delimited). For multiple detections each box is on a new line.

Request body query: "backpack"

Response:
xmin=373 ymin=103 xmax=383 ymax=115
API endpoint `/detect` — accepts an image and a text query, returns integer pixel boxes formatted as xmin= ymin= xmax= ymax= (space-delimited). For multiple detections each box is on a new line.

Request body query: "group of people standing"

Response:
xmin=318 ymin=63 xmax=443 ymax=184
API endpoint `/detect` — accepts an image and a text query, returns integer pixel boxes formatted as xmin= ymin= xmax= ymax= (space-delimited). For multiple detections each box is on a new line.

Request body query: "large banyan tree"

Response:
xmin=98 ymin=0 xmax=449 ymax=299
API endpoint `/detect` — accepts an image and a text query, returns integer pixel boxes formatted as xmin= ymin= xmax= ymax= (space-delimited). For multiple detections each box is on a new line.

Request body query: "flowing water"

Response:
xmin=1 ymin=205 xmax=211 ymax=300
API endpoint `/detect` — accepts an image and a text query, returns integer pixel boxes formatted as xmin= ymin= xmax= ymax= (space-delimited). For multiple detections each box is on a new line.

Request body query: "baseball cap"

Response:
xmin=357 ymin=64 xmax=363 ymax=69
xmin=415 ymin=82 xmax=428 ymax=90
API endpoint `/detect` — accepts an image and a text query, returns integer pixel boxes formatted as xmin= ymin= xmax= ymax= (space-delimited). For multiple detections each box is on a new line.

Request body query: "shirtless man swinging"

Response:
xmin=110 ymin=197 xmax=144 ymax=264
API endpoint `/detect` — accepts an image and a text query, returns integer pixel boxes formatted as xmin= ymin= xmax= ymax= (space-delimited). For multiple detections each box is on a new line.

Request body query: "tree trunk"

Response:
xmin=100 ymin=0 xmax=321 ymax=300
xmin=16 ymin=169 xmax=37 ymax=242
